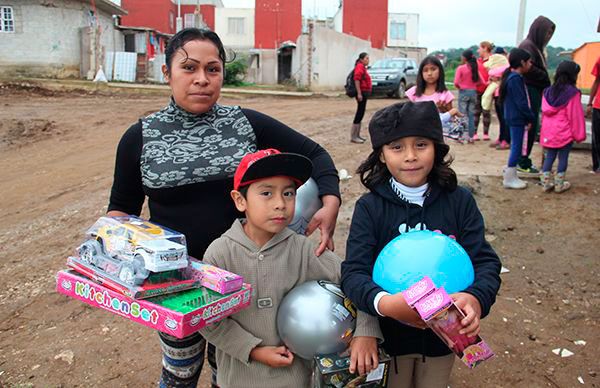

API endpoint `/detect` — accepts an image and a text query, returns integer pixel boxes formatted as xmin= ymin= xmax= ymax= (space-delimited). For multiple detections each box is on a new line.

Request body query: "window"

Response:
xmin=184 ymin=13 xmax=195 ymax=28
xmin=169 ymin=11 xmax=174 ymax=30
xmin=228 ymin=17 xmax=244 ymax=35
xmin=390 ymin=21 xmax=406 ymax=41
xmin=1 ymin=6 xmax=15 ymax=33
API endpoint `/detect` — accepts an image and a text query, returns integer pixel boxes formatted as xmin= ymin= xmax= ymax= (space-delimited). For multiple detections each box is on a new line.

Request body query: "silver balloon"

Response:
xmin=288 ymin=178 xmax=322 ymax=234
xmin=277 ymin=280 xmax=357 ymax=360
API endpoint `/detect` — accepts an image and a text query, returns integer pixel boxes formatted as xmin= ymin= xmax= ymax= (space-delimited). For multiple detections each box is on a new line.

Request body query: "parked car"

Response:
xmin=368 ymin=58 xmax=418 ymax=98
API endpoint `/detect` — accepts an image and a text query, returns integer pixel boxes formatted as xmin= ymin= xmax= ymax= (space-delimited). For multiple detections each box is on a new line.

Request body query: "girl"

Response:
xmin=406 ymin=56 xmax=465 ymax=142
xmin=474 ymin=41 xmax=493 ymax=141
xmin=454 ymin=49 xmax=484 ymax=143
xmin=341 ymin=101 xmax=501 ymax=388
xmin=350 ymin=52 xmax=372 ymax=143
xmin=499 ymin=48 xmax=535 ymax=189
xmin=539 ymin=60 xmax=586 ymax=193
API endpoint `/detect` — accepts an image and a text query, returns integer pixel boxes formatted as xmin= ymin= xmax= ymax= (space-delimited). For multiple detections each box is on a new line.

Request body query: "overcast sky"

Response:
xmin=221 ymin=0 xmax=599 ymax=51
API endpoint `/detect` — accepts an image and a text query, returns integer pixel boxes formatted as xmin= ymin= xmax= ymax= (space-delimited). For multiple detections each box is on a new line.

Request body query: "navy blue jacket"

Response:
xmin=503 ymin=72 xmax=536 ymax=127
xmin=341 ymin=181 xmax=501 ymax=357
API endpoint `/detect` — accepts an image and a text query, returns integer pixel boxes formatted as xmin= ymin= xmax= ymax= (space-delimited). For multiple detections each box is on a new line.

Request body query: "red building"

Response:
xmin=342 ymin=0 xmax=387 ymax=49
xmin=120 ymin=0 xmax=216 ymax=34
xmin=254 ymin=0 xmax=302 ymax=49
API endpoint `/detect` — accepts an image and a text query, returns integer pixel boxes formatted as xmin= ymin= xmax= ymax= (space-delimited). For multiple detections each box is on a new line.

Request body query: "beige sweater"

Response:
xmin=199 ymin=219 xmax=382 ymax=388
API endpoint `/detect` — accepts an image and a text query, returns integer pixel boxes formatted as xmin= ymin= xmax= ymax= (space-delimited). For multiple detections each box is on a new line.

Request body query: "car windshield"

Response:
xmin=371 ymin=59 xmax=407 ymax=69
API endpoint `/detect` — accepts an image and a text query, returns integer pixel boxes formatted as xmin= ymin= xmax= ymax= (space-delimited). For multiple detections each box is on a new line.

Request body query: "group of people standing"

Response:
xmin=350 ymin=15 xmax=599 ymax=194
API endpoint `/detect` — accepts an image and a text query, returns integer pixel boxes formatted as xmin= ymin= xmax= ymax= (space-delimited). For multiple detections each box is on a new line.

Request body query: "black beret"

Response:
xmin=368 ymin=101 xmax=443 ymax=149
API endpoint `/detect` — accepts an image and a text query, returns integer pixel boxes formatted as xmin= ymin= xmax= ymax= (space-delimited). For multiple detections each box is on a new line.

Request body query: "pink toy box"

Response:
xmin=403 ymin=276 xmax=494 ymax=368
xmin=56 ymin=269 xmax=252 ymax=338
xmin=185 ymin=259 xmax=244 ymax=295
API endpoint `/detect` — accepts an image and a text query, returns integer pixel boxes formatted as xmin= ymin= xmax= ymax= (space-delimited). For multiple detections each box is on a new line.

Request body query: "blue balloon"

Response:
xmin=372 ymin=230 xmax=474 ymax=294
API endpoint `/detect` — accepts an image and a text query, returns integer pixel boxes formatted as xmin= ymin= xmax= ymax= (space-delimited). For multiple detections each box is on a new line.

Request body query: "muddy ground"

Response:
xmin=0 ymin=82 xmax=598 ymax=387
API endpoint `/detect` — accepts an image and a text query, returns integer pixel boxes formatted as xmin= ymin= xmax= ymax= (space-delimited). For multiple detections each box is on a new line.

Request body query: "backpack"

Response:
xmin=344 ymin=70 xmax=357 ymax=98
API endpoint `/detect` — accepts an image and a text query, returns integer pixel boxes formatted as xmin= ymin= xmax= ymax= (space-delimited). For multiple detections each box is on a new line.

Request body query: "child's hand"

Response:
xmin=250 ymin=345 xmax=294 ymax=368
xmin=378 ymin=293 xmax=427 ymax=329
xmin=448 ymin=108 xmax=463 ymax=117
xmin=348 ymin=336 xmax=379 ymax=375
xmin=451 ymin=292 xmax=482 ymax=337
xmin=526 ymin=123 xmax=533 ymax=131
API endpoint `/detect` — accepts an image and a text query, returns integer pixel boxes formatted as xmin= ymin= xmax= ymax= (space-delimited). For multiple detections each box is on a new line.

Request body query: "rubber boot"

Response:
xmin=554 ymin=172 xmax=571 ymax=193
xmin=503 ymin=167 xmax=527 ymax=189
xmin=356 ymin=122 xmax=366 ymax=142
xmin=540 ymin=171 xmax=554 ymax=192
xmin=350 ymin=123 xmax=365 ymax=143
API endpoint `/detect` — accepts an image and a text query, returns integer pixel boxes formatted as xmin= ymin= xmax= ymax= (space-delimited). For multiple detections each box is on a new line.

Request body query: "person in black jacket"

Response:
xmin=107 ymin=28 xmax=341 ymax=388
xmin=341 ymin=101 xmax=501 ymax=388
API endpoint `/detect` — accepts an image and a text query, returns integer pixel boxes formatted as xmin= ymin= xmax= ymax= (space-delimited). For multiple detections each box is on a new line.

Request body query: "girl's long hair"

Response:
xmin=549 ymin=60 xmax=580 ymax=100
xmin=357 ymin=141 xmax=457 ymax=192
xmin=498 ymin=48 xmax=531 ymax=105
xmin=415 ymin=56 xmax=447 ymax=97
xmin=462 ymin=49 xmax=479 ymax=83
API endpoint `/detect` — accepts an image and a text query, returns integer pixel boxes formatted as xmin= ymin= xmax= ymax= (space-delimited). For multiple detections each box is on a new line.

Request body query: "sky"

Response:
xmin=221 ymin=0 xmax=599 ymax=51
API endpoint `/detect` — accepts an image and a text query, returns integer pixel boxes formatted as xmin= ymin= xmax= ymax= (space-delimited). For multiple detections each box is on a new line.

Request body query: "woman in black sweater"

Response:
xmin=107 ymin=28 xmax=341 ymax=387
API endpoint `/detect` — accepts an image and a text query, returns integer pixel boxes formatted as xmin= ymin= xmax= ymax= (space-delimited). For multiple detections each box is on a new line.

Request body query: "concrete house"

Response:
xmin=0 ymin=0 xmax=126 ymax=79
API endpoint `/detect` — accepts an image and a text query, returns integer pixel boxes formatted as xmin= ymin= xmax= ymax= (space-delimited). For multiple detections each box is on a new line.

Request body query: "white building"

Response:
xmin=214 ymin=7 xmax=254 ymax=49
xmin=0 ymin=0 xmax=126 ymax=79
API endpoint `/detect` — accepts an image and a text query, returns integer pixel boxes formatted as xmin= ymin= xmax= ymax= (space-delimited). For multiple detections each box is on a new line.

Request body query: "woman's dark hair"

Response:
xmin=415 ymin=56 xmax=447 ymax=97
xmin=355 ymin=52 xmax=368 ymax=65
xmin=498 ymin=48 xmax=532 ymax=105
xmin=462 ymin=49 xmax=479 ymax=83
xmin=549 ymin=60 xmax=580 ymax=100
xmin=165 ymin=28 xmax=229 ymax=74
xmin=356 ymin=141 xmax=457 ymax=192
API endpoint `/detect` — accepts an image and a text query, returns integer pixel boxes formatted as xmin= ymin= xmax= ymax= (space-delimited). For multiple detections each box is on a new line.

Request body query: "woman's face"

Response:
xmin=163 ymin=39 xmax=223 ymax=114
xmin=361 ymin=55 xmax=370 ymax=66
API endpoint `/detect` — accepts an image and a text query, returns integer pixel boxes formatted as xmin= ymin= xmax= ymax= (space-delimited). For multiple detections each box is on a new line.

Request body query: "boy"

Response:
xmin=199 ymin=149 xmax=382 ymax=388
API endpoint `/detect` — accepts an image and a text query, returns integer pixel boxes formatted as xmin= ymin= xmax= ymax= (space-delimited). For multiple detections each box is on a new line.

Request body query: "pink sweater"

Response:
xmin=453 ymin=64 xmax=483 ymax=90
xmin=540 ymin=93 xmax=586 ymax=149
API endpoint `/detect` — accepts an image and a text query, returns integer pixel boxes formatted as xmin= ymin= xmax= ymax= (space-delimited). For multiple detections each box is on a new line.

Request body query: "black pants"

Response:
xmin=353 ymin=93 xmax=369 ymax=124
xmin=494 ymin=97 xmax=510 ymax=143
xmin=593 ymin=108 xmax=600 ymax=171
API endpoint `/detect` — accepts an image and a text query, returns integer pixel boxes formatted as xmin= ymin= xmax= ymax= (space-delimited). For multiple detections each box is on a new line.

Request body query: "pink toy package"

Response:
xmin=185 ymin=259 xmax=243 ymax=295
xmin=407 ymin=278 xmax=494 ymax=368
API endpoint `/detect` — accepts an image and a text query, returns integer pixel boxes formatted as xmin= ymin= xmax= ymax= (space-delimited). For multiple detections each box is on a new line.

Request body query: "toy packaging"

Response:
xmin=73 ymin=216 xmax=189 ymax=292
xmin=185 ymin=259 xmax=243 ymax=295
xmin=56 ymin=269 xmax=252 ymax=338
xmin=402 ymin=276 xmax=494 ymax=368
xmin=67 ymin=256 xmax=198 ymax=299
xmin=313 ymin=348 xmax=391 ymax=388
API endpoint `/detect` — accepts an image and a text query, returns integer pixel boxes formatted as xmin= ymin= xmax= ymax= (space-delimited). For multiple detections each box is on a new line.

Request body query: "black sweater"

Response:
xmin=108 ymin=105 xmax=340 ymax=258
xmin=341 ymin=182 xmax=501 ymax=357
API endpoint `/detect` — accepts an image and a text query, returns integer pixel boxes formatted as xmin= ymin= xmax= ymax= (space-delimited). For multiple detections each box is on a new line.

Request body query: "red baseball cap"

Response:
xmin=233 ymin=149 xmax=313 ymax=190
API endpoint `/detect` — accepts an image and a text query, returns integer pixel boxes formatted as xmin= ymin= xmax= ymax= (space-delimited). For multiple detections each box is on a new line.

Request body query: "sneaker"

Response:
xmin=496 ymin=140 xmax=510 ymax=150
xmin=472 ymin=133 xmax=480 ymax=141
xmin=517 ymin=165 xmax=540 ymax=178
xmin=483 ymin=134 xmax=490 ymax=141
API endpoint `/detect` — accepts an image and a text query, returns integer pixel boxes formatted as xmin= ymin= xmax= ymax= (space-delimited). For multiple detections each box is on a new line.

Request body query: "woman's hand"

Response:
xmin=357 ymin=93 xmax=364 ymax=102
xmin=349 ymin=336 xmax=379 ymax=375
xmin=305 ymin=195 xmax=340 ymax=256
xmin=451 ymin=292 xmax=482 ymax=337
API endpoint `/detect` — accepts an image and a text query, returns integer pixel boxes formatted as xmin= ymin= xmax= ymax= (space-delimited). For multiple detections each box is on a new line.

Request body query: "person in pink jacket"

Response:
xmin=539 ymin=61 xmax=586 ymax=193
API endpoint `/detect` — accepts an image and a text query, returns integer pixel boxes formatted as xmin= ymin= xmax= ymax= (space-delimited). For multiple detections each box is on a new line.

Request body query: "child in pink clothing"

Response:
xmin=407 ymin=56 xmax=465 ymax=142
xmin=454 ymin=50 xmax=485 ymax=143
xmin=539 ymin=61 xmax=586 ymax=193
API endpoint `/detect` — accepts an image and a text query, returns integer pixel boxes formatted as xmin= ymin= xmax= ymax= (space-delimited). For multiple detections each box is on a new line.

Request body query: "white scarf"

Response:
xmin=389 ymin=178 xmax=428 ymax=207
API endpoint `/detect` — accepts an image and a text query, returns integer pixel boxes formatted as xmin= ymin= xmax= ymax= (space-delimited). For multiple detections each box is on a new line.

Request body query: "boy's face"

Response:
xmin=231 ymin=176 xmax=296 ymax=246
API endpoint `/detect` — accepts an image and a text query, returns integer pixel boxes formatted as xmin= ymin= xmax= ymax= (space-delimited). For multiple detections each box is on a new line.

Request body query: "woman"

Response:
xmin=107 ymin=28 xmax=341 ymax=387
xmin=474 ymin=41 xmax=492 ymax=140
xmin=350 ymin=52 xmax=372 ymax=143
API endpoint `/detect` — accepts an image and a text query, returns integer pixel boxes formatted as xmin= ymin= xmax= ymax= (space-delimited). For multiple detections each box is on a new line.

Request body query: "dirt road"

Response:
xmin=0 ymin=83 xmax=598 ymax=387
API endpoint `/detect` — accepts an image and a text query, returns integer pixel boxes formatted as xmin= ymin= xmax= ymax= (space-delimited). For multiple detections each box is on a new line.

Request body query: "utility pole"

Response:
xmin=516 ymin=0 xmax=527 ymax=45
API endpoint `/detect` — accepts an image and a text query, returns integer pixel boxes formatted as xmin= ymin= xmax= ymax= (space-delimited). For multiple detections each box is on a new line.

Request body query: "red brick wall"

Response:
xmin=343 ymin=0 xmax=388 ymax=49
